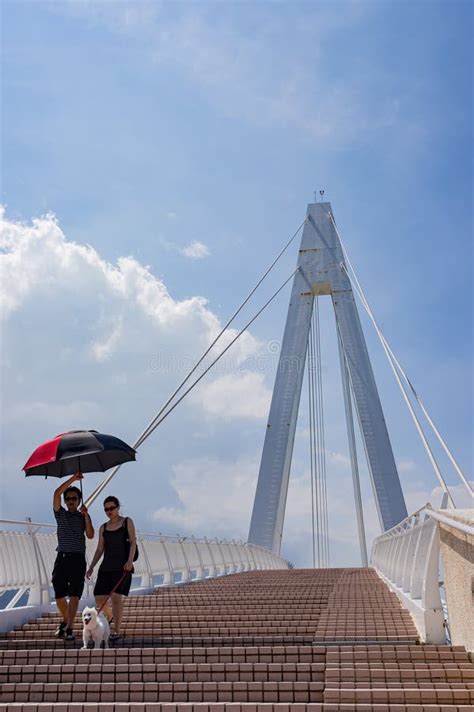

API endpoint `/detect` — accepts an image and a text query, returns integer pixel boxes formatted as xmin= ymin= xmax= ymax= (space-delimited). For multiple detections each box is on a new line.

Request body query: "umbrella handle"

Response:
xmin=77 ymin=461 xmax=83 ymax=501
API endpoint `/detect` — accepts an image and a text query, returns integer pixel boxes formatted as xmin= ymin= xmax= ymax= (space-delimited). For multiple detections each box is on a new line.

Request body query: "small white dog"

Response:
xmin=81 ymin=606 xmax=110 ymax=649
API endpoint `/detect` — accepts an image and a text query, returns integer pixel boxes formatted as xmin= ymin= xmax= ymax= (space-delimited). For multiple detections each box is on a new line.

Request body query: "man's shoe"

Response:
xmin=65 ymin=627 xmax=75 ymax=641
xmin=54 ymin=621 xmax=67 ymax=638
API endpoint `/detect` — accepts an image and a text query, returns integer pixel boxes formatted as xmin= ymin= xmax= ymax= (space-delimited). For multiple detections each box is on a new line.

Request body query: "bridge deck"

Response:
xmin=0 ymin=569 xmax=473 ymax=710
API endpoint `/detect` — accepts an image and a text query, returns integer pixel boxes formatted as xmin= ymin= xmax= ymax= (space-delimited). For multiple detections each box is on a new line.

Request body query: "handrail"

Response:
xmin=423 ymin=509 xmax=474 ymax=536
xmin=0 ymin=518 xmax=55 ymax=528
xmin=0 ymin=519 xmax=284 ymax=555
xmin=373 ymin=505 xmax=474 ymax=540
xmin=371 ymin=502 xmax=474 ymax=647
xmin=0 ymin=519 xmax=289 ymax=611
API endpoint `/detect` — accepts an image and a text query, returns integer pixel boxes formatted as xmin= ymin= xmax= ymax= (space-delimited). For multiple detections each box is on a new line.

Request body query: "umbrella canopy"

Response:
xmin=23 ymin=430 xmax=136 ymax=477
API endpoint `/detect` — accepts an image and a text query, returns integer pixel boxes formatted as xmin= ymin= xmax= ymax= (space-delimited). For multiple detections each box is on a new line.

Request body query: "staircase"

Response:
xmin=1 ymin=568 xmax=473 ymax=710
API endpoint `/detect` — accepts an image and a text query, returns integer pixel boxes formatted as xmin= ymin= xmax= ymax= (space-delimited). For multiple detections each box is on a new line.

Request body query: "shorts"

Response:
xmin=52 ymin=552 xmax=86 ymax=599
xmin=94 ymin=568 xmax=133 ymax=597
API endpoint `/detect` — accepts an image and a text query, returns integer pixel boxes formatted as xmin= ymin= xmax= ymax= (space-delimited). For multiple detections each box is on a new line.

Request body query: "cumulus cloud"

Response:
xmin=190 ymin=373 xmax=270 ymax=420
xmin=0 ymin=209 xmax=271 ymax=521
xmin=428 ymin=482 xmax=474 ymax=510
xmin=152 ymin=451 xmax=381 ymax=566
xmin=153 ymin=455 xmax=258 ymax=537
xmin=152 ymin=445 xmax=473 ymax=566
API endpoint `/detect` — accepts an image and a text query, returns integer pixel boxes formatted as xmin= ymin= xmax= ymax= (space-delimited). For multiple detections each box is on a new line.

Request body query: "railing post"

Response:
xmin=401 ymin=514 xmax=418 ymax=592
xmin=240 ymin=541 xmax=252 ymax=571
xmin=221 ymin=539 xmax=236 ymax=573
xmin=203 ymin=536 xmax=217 ymax=577
xmin=26 ymin=519 xmax=50 ymax=606
xmin=139 ymin=536 xmax=154 ymax=590
xmin=420 ymin=518 xmax=444 ymax=643
xmin=232 ymin=539 xmax=244 ymax=572
xmin=160 ymin=538 xmax=174 ymax=585
xmin=214 ymin=538 xmax=226 ymax=575
xmin=372 ymin=504 xmax=449 ymax=645
xmin=191 ymin=536 xmax=204 ymax=579
xmin=246 ymin=544 xmax=258 ymax=570
xmin=178 ymin=538 xmax=191 ymax=582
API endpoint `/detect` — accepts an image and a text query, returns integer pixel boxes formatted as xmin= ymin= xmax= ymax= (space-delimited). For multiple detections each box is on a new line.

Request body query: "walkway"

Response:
xmin=1 ymin=569 xmax=473 ymax=710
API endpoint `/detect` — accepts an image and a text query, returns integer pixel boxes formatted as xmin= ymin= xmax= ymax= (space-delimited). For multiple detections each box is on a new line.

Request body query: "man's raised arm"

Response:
xmin=53 ymin=473 xmax=83 ymax=511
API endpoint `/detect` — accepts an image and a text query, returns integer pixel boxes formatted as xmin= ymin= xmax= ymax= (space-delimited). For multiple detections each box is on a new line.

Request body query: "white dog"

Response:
xmin=81 ymin=606 xmax=110 ymax=649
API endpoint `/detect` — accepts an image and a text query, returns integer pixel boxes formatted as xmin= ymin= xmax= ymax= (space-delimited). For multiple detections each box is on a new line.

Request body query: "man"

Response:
xmin=52 ymin=472 xmax=94 ymax=640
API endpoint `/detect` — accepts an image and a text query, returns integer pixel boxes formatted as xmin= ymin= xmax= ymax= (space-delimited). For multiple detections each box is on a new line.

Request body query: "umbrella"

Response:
xmin=23 ymin=429 xmax=136 ymax=497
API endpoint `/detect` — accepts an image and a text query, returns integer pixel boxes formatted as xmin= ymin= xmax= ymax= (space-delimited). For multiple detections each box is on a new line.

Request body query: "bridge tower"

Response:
xmin=248 ymin=202 xmax=407 ymax=555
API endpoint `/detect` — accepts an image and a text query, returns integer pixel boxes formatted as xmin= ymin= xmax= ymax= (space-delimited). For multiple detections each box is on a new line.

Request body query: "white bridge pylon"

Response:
xmin=248 ymin=202 xmax=408 ymax=556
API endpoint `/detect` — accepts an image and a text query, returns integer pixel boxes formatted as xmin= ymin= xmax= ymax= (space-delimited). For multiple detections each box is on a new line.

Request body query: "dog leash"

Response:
xmin=96 ymin=570 xmax=131 ymax=615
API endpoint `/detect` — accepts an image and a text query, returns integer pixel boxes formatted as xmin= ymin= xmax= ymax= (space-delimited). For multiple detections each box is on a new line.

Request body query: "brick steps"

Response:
xmin=4 ymin=629 xmax=320 ymax=638
xmin=0 ymin=569 xmax=472 ymax=710
xmin=32 ymin=615 xmax=323 ymax=622
xmin=1 ymin=704 xmax=473 ymax=711
xmin=0 ymin=662 xmax=326 ymax=684
xmin=0 ymin=646 xmax=328 ymax=665
xmin=1 ymin=680 xmax=325 ymax=703
xmin=3 ymin=681 xmax=473 ymax=705
xmin=6 ymin=645 xmax=468 ymax=665
xmin=0 ymin=637 xmax=319 ymax=650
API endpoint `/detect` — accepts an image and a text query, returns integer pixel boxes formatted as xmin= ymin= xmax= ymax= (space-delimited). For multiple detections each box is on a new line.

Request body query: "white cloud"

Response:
xmin=191 ymin=372 xmax=270 ymax=420
xmin=153 ymin=455 xmax=258 ymax=537
xmin=327 ymin=450 xmax=351 ymax=469
xmin=150 ymin=441 xmax=471 ymax=564
xmin=180 ymin=241 xmax=210 ymax=259
xmin=428 ymin=482 xmax=474 ymax=510
xmin=159 ymin=237 xmax=210 ymax=260
xmin=152 ymin=452 xmax=382 ymax=566
xmin=91 ymin=317 xmax=123 ymax=362
xmin=0 ymin=209 xmax=271 ymax=521
xmin=53 ymin=2 xmax=412 ymax=148
xmin=154 ymin=454 xmax=380 ymax=566
xmin=397 ymin=458 xmax=417 ymax=473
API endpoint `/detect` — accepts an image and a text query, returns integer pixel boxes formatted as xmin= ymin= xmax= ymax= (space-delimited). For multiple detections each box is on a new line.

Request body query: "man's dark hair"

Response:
xmin=63 ymin=486 xmax=82 ymax=503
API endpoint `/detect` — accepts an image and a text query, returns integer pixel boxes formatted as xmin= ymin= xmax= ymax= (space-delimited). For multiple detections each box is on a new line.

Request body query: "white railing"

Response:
xmin=0 ymin=518 xmax=288 ymax=627
xmin=371 ymin=503 xmax=474 ymax=645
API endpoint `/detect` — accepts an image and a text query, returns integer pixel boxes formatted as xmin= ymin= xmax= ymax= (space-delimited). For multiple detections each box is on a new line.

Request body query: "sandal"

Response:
xmin=109 ymin=632 xmax=122 ymax=641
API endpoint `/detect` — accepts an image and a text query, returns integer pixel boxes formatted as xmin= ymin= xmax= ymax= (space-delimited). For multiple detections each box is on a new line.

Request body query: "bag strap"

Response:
xmin=123 ymin=516 xmax=130 ymax=541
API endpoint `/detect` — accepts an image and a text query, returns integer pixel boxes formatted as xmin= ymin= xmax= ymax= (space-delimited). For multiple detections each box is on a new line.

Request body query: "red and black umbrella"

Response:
xmin=23 ymin=430 xmax=136 ymax=494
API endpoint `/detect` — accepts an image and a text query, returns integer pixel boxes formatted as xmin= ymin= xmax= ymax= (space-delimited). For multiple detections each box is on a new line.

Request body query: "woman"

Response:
xmin=86 ymin=496 xmax=136 ymax=640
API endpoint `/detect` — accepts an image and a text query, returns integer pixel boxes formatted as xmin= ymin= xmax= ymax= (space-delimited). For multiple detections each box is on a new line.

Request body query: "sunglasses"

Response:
xmin=104 ymin=505 xmax=117 ymax=512
xmin=65 ymin=496 xmax=79 ymax=502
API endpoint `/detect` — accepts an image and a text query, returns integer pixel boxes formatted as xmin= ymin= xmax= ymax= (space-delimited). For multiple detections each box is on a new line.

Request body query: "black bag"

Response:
xmin=123 ymin=517 xmax=139 ymax=562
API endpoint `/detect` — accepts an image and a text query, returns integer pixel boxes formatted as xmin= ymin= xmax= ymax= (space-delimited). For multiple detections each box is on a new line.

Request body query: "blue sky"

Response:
xmin=1 ymin=0 xmax=472 ymax=566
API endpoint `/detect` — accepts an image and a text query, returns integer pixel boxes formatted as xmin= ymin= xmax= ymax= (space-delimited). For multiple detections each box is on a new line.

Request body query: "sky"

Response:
xmin=0 ymin=0 xmax=472 ymax=567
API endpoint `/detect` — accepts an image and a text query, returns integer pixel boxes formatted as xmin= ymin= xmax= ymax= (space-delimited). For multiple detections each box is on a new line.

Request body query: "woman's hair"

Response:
xmin=103 ymin=495 xmax=120 ymax=508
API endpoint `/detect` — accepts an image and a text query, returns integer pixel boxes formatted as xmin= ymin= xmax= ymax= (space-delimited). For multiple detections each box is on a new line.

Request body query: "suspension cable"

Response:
xmin=134 ymin=217 xmax=307 ymax=450
xmin=326 ymin=212 xmax=462 ymax=505
xmin=307 ymin=299 xmax=330 ymax=568
xmin=315 ymin=299 xmax=330 ymax=566
xmin=309 ymin=312 xmax=321 ymax=566
xmin=342 ymin=249 xmax=472 ymax=497
xmin=308 ymin=316 xmax=316 ymax=568
xmin=311 ymin=306 xmax=322 ymax=566
xmin=345 ymin=264 xmax=456 ymax=506
xmin=86 ymin=267 xmax=300 ymax=506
